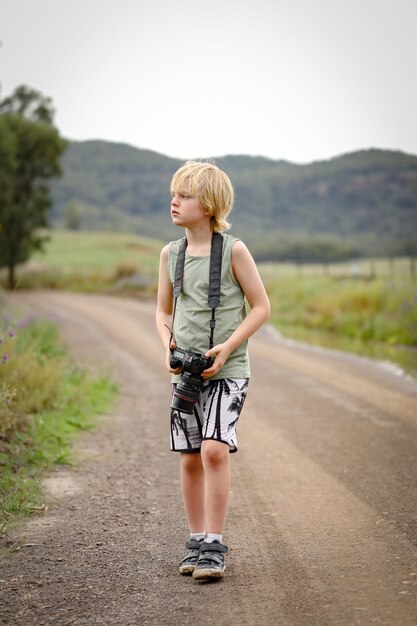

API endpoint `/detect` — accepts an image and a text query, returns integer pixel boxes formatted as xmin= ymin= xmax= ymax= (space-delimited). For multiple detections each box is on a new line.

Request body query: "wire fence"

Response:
xmin=259 ymin=256 xmax=416 ymax=280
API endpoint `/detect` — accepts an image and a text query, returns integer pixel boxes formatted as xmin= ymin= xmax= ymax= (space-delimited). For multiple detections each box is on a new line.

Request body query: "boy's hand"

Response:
xmin=166 ymin=341 xmax=182 ymax=375
xmin=202 ymin=343 xmax=232 ymax=379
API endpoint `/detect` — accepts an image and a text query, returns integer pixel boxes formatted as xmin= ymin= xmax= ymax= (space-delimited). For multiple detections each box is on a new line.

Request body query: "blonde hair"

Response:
xmin=170 ymin=161 xmax=234 ymax=232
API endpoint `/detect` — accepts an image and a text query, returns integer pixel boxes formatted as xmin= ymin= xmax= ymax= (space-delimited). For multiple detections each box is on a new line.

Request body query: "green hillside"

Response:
xmin=50 ymin=141 xmax=417 ymax=259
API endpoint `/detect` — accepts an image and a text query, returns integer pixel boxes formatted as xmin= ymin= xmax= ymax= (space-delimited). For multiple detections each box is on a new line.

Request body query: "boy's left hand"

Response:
xmin=202 ymin=343 xmax=232 ymax=379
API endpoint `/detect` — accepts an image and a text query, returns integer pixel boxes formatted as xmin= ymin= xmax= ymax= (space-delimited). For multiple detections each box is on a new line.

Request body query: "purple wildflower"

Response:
xmin=2 ymin=354 xmax=8 ymax=363
xmin=8 ymin=330 xmax=15 ymax=338
xmin=16 ymin=313 xmax=38 ymax=329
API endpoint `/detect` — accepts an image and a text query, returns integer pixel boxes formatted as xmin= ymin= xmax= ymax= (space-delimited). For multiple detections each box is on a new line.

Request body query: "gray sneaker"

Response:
xmin=179 ymin=538 xmax=203 ymax=575
xmin=192 ymin=540 xmax=228 ymax=580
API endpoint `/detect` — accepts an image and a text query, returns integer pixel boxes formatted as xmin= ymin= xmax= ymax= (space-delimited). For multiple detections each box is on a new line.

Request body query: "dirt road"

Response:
xmin=1 ymin=291 xmax=417 ymax=626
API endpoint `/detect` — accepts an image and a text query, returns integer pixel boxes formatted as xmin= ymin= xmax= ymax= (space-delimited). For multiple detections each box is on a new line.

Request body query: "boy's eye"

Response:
xmin=171 ymin=191 xmax=191 ymax=200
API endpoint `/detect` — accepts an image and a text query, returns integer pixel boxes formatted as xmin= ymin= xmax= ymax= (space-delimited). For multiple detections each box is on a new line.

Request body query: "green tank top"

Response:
xmin=168 ymin=233 xmax=251 ymax=382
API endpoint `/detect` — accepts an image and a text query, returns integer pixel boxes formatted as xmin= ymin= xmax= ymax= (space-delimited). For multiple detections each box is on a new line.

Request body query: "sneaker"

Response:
xmin=179 ymin=538 xmax=203 ymax=575
xmin=192 ymin=540 xmax=228 ymax=580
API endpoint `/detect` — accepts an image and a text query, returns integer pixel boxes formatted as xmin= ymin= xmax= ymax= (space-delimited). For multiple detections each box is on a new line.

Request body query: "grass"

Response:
xmin=0 ymin=314 xmax=117 ymax=540
xmin=0 ymin=229 xmax=164 ymax=295
xmin=32 ymin=229 xmax=163 ymax=273
xmin=259 ymin=265 xmax=417 ymax=378
xmin=260 ymin=271 xmax=417 ymax=347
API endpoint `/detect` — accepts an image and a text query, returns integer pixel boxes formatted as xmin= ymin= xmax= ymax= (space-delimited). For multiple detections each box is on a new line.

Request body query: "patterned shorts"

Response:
xmin=170 ymin=378 xmax=249 ymax=453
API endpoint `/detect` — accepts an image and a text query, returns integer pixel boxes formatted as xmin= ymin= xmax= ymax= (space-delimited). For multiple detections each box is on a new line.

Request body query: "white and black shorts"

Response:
xmin=170 ymin=378 xmax=249 ymax=454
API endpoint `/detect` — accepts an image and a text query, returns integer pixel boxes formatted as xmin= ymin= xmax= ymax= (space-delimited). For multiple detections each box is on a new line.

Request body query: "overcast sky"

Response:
xmin=1 ymin=0 xmax=416 ymax=163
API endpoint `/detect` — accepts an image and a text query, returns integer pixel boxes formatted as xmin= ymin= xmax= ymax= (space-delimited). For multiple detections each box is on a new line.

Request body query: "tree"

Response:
xmin=0 ymin=85 xmax=67 ymax=289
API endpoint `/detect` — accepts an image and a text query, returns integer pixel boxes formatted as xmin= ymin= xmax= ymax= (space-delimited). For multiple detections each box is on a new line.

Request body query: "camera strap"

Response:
xmin=170 ymin=232 xmax=224 ymax=349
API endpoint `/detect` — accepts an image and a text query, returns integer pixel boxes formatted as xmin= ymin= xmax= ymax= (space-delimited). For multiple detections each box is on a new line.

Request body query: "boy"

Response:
xmin=156 ymin=161 xmax=270 ymax=580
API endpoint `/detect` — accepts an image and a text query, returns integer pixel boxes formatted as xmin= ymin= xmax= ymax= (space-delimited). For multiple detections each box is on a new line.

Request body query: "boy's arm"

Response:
xmin=155 ymin=245 xmax=181 ymax=373
xmin=202 ymin=240 xmax=270 ymax=379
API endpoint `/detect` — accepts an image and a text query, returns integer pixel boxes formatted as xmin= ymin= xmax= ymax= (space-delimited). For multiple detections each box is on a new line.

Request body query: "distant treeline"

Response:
xmin=50 ymin=141 xmax=417 ymax=260
xmin=250 ymin=235 xmax=360 ymax=263
xmin=248 ymin=234 xmax=417 ymax=263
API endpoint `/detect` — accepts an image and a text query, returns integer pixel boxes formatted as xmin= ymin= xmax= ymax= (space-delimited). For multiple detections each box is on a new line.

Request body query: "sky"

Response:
xmin=1 ymin=0 xmax=416 ymax=163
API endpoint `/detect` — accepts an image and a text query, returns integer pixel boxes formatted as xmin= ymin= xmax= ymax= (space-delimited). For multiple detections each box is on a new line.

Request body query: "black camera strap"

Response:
xmin=207 ymin=232 xmax=223 ymax=348
xmin=170 ymin=232 xmax=224 ymax=350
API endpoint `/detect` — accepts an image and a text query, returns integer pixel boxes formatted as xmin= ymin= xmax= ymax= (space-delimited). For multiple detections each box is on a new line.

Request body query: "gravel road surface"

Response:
xmin=1 ymin=291 xmax=416 ymax=626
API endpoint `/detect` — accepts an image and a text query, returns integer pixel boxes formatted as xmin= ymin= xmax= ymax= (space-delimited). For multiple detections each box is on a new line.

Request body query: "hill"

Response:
xmin=50 ymin=141 xmax=417 ymax=260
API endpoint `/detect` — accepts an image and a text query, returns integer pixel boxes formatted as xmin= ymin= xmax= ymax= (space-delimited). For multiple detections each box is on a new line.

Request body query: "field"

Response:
xmin=2 ymin=229 xmax=416 ymax=375
xmin=260 ymin=258 xmax=417 ymax=345
xmin=3 ymin=230 xmax=162 ymax=294
xmin=260 ymin=263 xmax=417 ymax=376
xmin=30 ymin=230 xmax=162 ymax=273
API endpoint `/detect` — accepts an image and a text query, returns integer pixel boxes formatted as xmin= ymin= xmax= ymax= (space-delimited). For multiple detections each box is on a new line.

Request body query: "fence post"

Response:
xmin=369 ymin=259 xmax=376 ymax=279
xmin=389 ymin=257 xmax=395 ymax=276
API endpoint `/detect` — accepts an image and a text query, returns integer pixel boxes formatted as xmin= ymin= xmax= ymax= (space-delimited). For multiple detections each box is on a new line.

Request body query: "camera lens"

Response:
xmin=171 ymin=386 xmax=199 ymax=414
xmin=171 ymin=373 xmax=203 ymax=415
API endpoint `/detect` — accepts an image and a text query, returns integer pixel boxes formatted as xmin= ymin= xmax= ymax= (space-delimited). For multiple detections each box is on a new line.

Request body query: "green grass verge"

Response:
xmin=0 ymin=316 xmax=117 ymax=539
xmin=261 ymin=273 xmax=417 ymax=347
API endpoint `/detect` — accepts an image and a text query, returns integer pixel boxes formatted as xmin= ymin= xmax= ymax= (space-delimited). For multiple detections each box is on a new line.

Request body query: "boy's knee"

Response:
xmin=181 ymin=452 xmax=203 ymax=474
xmin=201 ymin=441 xmax=229 ymax=469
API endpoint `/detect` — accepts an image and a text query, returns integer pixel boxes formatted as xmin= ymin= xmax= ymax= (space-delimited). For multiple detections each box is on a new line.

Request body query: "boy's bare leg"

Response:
xmin=180 ymin=452 xmax=205 ymax=532
xmin=201 ymin=440 xmax=230 ymax=534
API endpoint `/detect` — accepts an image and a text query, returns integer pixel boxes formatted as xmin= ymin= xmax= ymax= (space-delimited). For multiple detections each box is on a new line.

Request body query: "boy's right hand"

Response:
xmin=166 ymin=341 xmax=182 ymax=374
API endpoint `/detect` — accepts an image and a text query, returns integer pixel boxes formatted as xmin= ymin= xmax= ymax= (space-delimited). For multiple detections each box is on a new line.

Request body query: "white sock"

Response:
xmin=205 ymin=533 xmax=222 ymax=544
xmin=190 ymin=532 xmax=205 ymax=541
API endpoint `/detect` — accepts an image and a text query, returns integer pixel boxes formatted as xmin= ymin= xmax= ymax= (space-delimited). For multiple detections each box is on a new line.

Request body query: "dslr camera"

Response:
xmin=170 ymin=347 xmax=214 ymax=414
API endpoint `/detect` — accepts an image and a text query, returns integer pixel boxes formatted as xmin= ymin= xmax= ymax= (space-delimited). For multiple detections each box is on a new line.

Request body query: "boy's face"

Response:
xmin=170 ymin=183 xmax=209 ymax=229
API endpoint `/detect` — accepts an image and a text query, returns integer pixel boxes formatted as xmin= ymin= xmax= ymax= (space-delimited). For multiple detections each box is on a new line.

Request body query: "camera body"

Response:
xmin=170 ymin=347 xmax=214 ymax=414
xmin=170 ymin=347 xmax=213 ymax=375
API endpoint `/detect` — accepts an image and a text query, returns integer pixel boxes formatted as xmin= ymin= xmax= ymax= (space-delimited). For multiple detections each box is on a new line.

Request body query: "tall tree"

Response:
xmin=0 ymin=85 xmax=67 ymax=289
